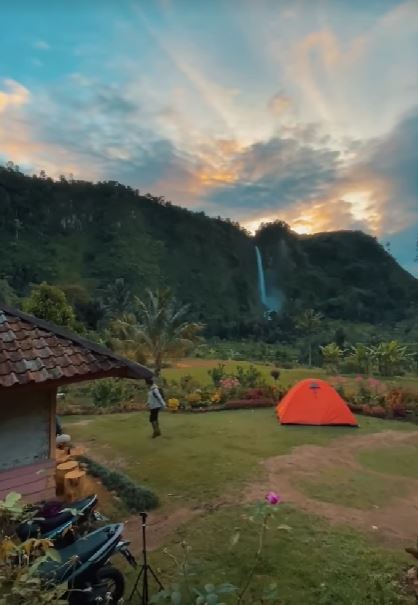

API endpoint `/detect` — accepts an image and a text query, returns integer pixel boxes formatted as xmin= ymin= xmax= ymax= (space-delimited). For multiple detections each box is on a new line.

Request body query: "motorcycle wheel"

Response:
xmin=95 ymin=566 xmax=125 ymax=603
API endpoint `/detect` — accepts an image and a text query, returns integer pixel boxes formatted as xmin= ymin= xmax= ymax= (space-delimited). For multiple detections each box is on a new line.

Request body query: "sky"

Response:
xmin=1 ymin=0 xmax=418 ymax=276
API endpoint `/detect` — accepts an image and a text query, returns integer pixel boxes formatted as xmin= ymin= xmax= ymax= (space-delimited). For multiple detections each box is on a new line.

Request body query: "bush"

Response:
xmin=90 ymin=378 xmax=135 ymax=407
xmin=208 ymin=363 xmax=227 ymax=386
xmin=234 ymin=365 xmax=264 ymax=388
xmin=78 ymin=456 xmax=159 ymax=512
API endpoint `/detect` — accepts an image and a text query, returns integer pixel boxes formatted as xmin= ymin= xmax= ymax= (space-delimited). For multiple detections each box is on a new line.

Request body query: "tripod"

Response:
xmin=128 ymin=512 xmax=164 ymax=605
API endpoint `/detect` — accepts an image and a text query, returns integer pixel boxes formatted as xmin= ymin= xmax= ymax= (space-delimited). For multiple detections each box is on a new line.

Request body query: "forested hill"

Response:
xmin=1 ymin=166 xmax=417 ymax=333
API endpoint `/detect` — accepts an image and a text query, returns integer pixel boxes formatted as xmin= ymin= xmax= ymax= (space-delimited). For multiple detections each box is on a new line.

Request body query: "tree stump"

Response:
xmin=56 ymin=461 xmax=79 ymax=495
xmin=63 ymin=470 xmax=86 ymax=502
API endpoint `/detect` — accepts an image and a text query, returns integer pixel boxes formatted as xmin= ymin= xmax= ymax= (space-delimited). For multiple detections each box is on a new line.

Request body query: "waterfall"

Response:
xmin=255 ymin=246 xmax=268 ymax=307
xmin=255 ymin=245 xmax=283 ymax=315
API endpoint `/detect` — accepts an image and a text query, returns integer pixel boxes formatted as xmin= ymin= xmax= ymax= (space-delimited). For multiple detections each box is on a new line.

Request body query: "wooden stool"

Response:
xmin=63 ymin=470 xmax=86 ymax=502
xmin=56 ymin=461 xmax=79 ymax=496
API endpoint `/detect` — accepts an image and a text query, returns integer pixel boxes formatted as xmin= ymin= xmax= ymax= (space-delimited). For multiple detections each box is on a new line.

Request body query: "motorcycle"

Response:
xmin=39 ymin=522 xmax=137 ymax=604
xmin=16 ymin=494 xmax=104 ymax=543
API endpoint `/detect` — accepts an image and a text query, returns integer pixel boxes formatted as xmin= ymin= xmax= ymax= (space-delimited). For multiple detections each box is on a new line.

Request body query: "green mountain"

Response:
xmin=1 ymin=166 xmax=417 ymax=334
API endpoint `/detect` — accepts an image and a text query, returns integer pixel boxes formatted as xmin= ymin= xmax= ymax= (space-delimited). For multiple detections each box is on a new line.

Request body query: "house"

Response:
xmin=0 ymin=305 xmax=153 ymax=503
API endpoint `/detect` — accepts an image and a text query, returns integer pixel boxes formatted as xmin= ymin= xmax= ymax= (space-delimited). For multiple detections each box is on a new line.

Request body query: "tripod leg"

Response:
xmin=128 ymin=566 xmax=144 ymax=601
xmin=147 ymin=565 xmax=164 ymax=591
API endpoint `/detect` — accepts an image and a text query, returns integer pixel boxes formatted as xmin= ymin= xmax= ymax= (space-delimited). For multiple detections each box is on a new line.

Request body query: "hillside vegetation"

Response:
xmin=1 ymin=165 xmax=417 ymax=335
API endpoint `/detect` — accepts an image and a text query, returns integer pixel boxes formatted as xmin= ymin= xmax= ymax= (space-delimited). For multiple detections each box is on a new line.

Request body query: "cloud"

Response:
xmin=34 ymin=40 xmax=50 ymax=50
xmin=267 ymin=93 xmax=291 ymax=115
xmin=0 ymin=79 xmax=29 ymax=112
xmin=204 ymin=136 xmax=341 ymax=213
xmin=233 ymin=107 xmax=418 ymax=252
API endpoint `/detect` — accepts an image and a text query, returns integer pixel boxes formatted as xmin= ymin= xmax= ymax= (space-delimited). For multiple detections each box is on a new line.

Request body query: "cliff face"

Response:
xmin=1 ymin=167 xmax=417 ymax=329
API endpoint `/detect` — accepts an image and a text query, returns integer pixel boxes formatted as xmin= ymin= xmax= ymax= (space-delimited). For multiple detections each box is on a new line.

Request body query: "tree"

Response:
xmin=347 ymin=344 xmax=373 ymax=374
xmin=102 ymin=278 xmax=133 ymax=319
xmin=23 ymin=282 xmax=76 ymax=328
xmin=320 ymin=343 xmax=343 ymax=374
xmin=371 ymin=341 xmax=412 ymax=376
xmin=0 ymin=278 xmax=18 ymax=306
xmin=296 ymin=309 xmax=323 ymax=367
xmin=115 ymin=289 xmax=203 ymax=375
xmin=107 ymin=312 xmax=147 ymax=365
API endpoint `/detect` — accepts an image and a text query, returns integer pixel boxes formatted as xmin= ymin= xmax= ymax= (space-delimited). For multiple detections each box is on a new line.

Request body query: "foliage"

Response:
xmin=208 ymin=364 xmax=227 ymax=386
xmin=106 ymin=313 xmax=148 ymax=364
xmin=373 ymin=341 xmax=413 ymax=376
xmin=234 ymin=365 xmax=264 ymax=388
xmin=151 ymin=499 xmax=282 ymax=605
xmin=23 ymin=282 xmax=76 ymax=329
xmin=296 ymin=309 xmax=323 ymax=367
xmin=270 ymin=369 xmax=280 ymax=381
xmin=90 ymin=378 xmax=136 ymax=407
xmin=0 ymin=493 xmax=65 ymax=605
xmin=77 ymin=455 xmax=159 ymax=511
xmin=0 ymin=277 xmax=18 ymax=306
xmin=101 ymin=277 xmax=133 ymax=319
xmin=320 ymin=343 xmax=343 ymax=373
xmin=119 ymin=289 xmax=203 ymax=375
xmin=2 ymin=167 xmax=417 ymax=336
xmin=345 ymin=344 xmax=374 ymax=374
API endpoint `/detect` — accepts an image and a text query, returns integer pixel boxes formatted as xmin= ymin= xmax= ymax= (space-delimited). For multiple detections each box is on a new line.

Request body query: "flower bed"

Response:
xmin=223 ymin=399 xmax=276 ymax=410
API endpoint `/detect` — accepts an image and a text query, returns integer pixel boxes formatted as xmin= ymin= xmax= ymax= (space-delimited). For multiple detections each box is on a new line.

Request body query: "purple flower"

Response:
xmin=265 ymin=491 xmax=281 ymax=505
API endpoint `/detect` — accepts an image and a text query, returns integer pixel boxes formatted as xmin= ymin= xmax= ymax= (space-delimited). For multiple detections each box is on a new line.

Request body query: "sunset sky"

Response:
xmin=1 ymin=0 xmax=417 ymax=275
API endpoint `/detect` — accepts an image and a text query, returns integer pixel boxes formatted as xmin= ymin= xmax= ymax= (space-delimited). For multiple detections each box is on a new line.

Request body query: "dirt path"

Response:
xmin=246 ymin=429 xmax=418 ymax=545
xmin=124 ymin=430 xmax=418 ymax=551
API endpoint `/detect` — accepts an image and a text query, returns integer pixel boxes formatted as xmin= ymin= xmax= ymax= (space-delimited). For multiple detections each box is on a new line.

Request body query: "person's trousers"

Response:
xmin=149 ymin=408 xmax=160 ymax=423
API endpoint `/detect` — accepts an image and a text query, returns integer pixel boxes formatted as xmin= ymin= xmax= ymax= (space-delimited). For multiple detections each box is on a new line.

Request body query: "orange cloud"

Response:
xmin=0 ymin=79 xmax=29 ymax=112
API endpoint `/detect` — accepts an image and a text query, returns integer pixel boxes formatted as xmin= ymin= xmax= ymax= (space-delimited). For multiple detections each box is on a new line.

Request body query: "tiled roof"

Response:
xmin=0 ymin=306 xmax=153 ymax=389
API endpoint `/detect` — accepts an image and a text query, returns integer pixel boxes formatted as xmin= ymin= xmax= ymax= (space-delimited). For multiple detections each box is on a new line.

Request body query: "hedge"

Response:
xmin=77 ymin=455 xmax=159 ymax=512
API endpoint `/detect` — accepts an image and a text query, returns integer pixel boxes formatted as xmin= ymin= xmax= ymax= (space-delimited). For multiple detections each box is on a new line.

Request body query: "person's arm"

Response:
xmin=154 ymin=387 xmax=166 ymax=407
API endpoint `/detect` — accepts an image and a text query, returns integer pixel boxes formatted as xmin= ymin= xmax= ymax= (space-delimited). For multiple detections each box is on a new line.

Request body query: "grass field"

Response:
xmin=162 ymin=359 xmax=418 ymax=392
xmin=67 ymin=408 xmax=418 ymax=604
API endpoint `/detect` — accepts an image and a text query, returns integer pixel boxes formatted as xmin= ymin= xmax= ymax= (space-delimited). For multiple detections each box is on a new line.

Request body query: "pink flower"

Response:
xmin=265 ymin=491 xmax=281 ymax=505
xmin=355 ymin=375 xmax=363 ymax=382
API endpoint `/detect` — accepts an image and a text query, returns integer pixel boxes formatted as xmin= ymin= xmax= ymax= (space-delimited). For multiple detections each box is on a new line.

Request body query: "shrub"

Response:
xmin=91 ymin=379 xmax=129 ymax=407
xmin=208 ymin=363 xmax=226 ymax=386
xmin=234 ymin=365 xmax=264 ymax=387
xmin=369 ymin=405 xmax=387 ymax=418
xmin=78 ymin=456 xmax=159 ymax=512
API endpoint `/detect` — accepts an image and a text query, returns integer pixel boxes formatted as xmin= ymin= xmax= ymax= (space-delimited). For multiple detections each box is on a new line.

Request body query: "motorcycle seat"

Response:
xmin=38 ymin=524 xmax=122 ymax=586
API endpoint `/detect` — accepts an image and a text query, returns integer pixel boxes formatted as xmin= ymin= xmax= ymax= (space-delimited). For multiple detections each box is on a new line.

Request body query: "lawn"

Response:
xmin=162 ymin=361 xmax=328 ymax=387
xmin=66 ymin=410 xmax=411 ymax=508
xmin=295 ymin=467 xmax=409 ymax=509
xmin=67 ymin=409 xmax=418 ymax=604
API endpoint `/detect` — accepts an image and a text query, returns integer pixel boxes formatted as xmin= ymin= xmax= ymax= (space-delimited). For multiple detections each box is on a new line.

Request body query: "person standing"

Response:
xmin=146 ymin=378 xmax=166 ymax=438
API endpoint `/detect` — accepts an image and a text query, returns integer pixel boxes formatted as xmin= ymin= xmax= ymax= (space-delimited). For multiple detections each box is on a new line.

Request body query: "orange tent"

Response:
xmin=277 ymin=378 xmax=358 ymax=426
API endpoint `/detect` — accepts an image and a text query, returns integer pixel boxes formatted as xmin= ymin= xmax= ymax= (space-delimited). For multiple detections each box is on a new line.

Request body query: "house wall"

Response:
xmin=0 ymin=389 xmax=56 ymax=503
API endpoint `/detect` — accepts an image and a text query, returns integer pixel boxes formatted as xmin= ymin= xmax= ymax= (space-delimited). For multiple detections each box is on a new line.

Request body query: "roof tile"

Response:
xmin=0 ymin=307 xmax=153 ymax=388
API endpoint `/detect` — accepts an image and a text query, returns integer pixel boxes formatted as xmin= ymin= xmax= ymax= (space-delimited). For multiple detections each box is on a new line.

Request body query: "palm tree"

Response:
xmin=296 ymin=309 xmax=323 ymax=367
xmin=320 ymin=343 xmax=343 ymax=374
xmin=113 ymin=289 xmax=203 ymax=375
xmin=102 ymin=278 xmax=133 ymax=319
xmin=107 ymin=313 xmax=147 ymax=364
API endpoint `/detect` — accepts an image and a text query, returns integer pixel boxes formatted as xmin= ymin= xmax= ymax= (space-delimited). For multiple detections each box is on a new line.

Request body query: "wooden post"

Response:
xmin=56 ymin=461 xmax=78 ymax=495
xmin=49 ymin=389 xmax=57 ymax=459
xmin=63 ymin=469 xmax=86 ymax=502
